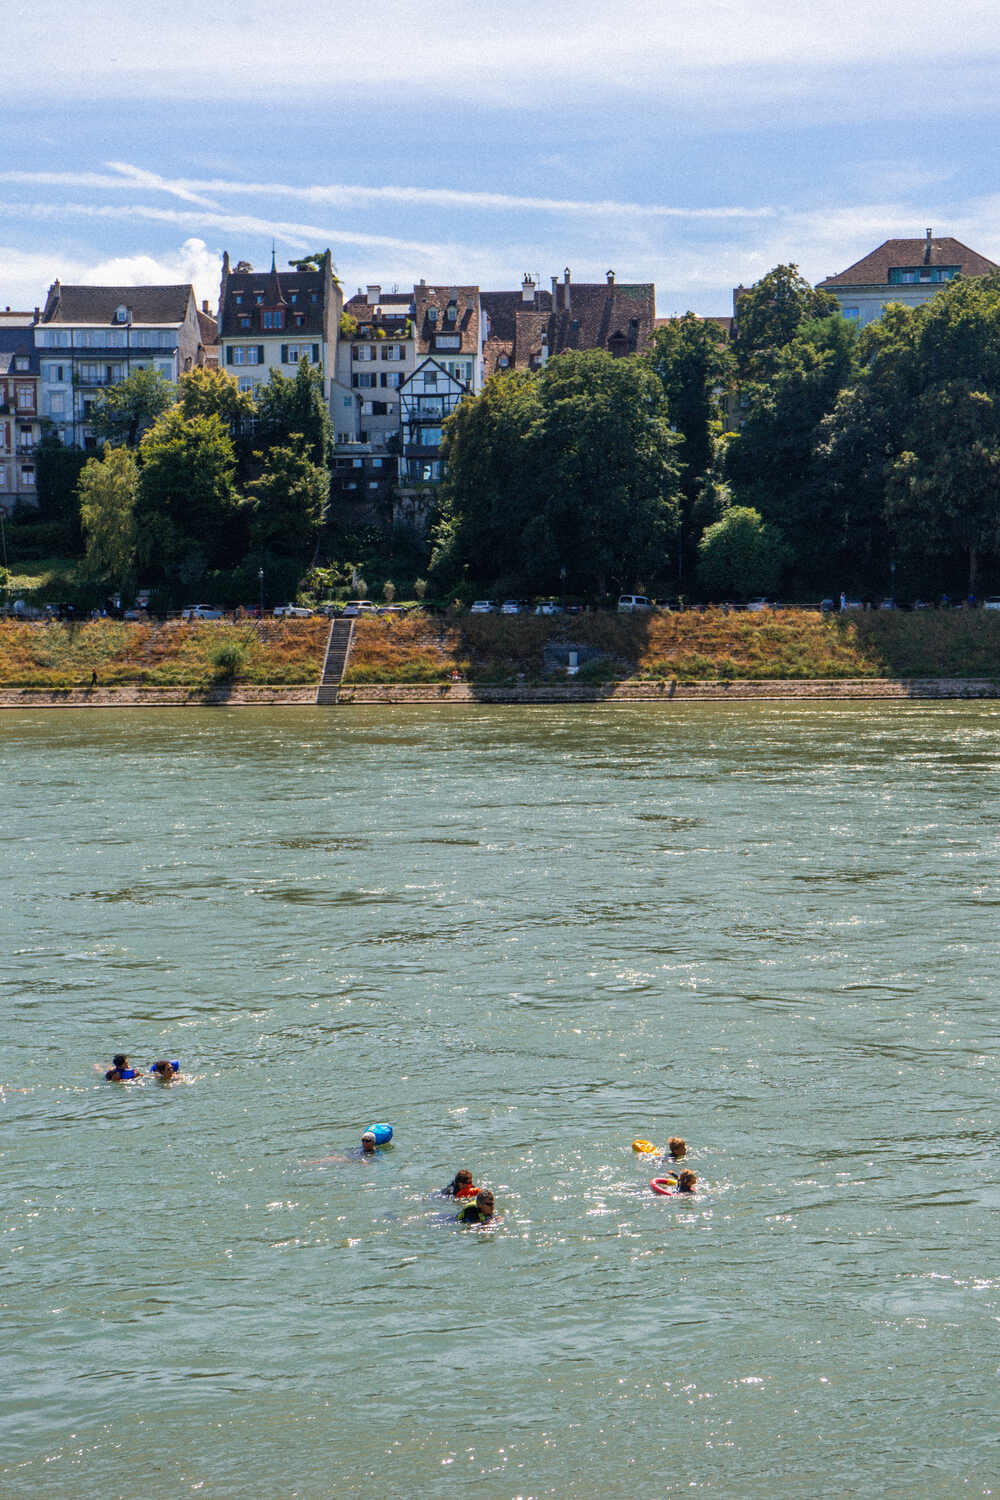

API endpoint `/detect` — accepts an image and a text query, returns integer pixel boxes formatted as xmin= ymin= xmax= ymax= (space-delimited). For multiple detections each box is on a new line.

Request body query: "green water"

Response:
xmin=2 ymin=703 xmax=999 ymax=1499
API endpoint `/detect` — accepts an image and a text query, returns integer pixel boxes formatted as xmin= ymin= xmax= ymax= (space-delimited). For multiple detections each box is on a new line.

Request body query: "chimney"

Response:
xmin=367 ymin=284 xmax=381 ymax=304
xmin=222 ymin=251 xmax=230 ymax=275
xmin=521 ymin=273 xmax=536 ymax=304
xmin=564 ymin=267 xmax=571 ymax=311
xmin=924 ymin=228 xmax=933 ymax=264
xmin=551 ymin=276 xmax=558 ymax=302
xmin=607 ymin=269 xmax=615 ymax=285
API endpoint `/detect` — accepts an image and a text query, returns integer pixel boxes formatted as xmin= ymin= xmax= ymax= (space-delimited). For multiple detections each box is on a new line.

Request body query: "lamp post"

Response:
xmin=258 ymin=566 xmax=264 ymax=618
xmin=560 ymin=564 xmax=567 ymax=612
xmin=890 ymin=558 xmax=896 ymax=605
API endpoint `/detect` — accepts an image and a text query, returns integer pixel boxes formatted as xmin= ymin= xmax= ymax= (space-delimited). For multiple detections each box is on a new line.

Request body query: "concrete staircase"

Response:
xmin=316 ymin=619 xmax=355 ymax=704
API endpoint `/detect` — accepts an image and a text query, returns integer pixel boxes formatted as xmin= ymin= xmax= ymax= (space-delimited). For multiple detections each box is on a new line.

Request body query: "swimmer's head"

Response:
xmin=453 ymin=1170 xmax=474 ymax=1190
xmin=476 ymin=1189 xmax=494 ymax=1215
xmin=112 ymin=1054 xmax=128 ymax=1070
xmin=361 ymin=1132 xmax=376 ymax=1153
xmin=668 ymin=1137 xmax=687 ymax=1160
xmin=677 ymin=1170 xmax=697 ymax=1193
xmin=152 ymin=1060 xmax=173 ymax=1080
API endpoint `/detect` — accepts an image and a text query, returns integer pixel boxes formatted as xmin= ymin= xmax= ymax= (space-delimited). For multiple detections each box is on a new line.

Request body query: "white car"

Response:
xmin=273 ymin=603 xmax=312 ymax=618
xmin=470 ymin=600 xmax=497 ymax=614
xmin=617 ymin=594 xmax=653 ymax=612
xmin=982 ymin=598 xmax=1000 ymax=611
xmin=342 ymin=600 xmax=377 ymax=617
xmin=746 ymin=598 xmax=769 ymax=613
xmin=181 ymin=605 xmax=224 ymax=620
xmin=534 ymin=601 xmax=562 ymax=615
xmin=500 ymin=600 xmax=521 ymax=615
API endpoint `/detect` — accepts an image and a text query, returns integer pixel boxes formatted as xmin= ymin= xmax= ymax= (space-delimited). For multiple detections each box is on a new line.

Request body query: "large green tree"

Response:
xmin=135 ymin=410 xmax=243 ymax=584
xmin=248 ymin=436 xmax=330 ymax=556
xmin=91 ymin=367 xmax=176 ymax=447
xmin=78 ymin=446 xmax=139 ymax=588
xmin=696 ymin=505 xmax=789 ymax=599
xmin=254 ymin=360 xmax=332 ymax=466
xmin=434 ymin=350 xmax=682 ymax=595
xmin=733 ymin=265 xmax=838 ymax=383
xmin=178 ymin=366 xmax=256 ymax=428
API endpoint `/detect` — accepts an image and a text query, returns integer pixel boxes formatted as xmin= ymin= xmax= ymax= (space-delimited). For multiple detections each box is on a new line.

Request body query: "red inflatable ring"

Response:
xmin=650 ymin=1176 xmax=678 ymax=1196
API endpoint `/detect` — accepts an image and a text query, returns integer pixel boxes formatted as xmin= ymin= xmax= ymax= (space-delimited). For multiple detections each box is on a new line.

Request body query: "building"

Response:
xmin=35 ymin=282 xmax=205 ymax=449
xmin=0 ymin=318 xmax=41 ymax=510
xmin=481 ymin=269 xmax=656 ymax=376
xmin=817 ymin=229 xmax=999 ymax=326
xmin=217 ymin=250 xmax=341 ymax=400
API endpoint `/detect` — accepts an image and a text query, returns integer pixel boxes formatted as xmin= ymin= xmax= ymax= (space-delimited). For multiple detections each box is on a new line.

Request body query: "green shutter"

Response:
xmin=226 ymin=346 xmax=233 ymax=365
xmin=281 ymin=344 xmax=288 ymax=363
xmin=258 ymin=346 xmax=265 ymax=364
xmin=312 ymin=344 xmax=320 ymax=363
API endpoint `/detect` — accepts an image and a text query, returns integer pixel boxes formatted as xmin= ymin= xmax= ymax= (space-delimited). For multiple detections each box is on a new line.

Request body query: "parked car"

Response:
xmin=746 ymin=598 xmax=769 ymax=613
xmin=343 ymin=600 xmax=378 ymax=617
xmin=181 ymin=605 xmax=224 ymax=620
xmin=500 ymin=600 xmax=521 ymax=615
xmin=469 ymin=600 xmax=497 ymax=614
xmin=534 ymin=601 xmax=562 ymax=615
xmin=273 ymin=603 xmax=312 ymax=618
xmin=983 ymin=598 xmax=1000 ymax=611
xmin=617 ymin=594 xmax=653 ymax=612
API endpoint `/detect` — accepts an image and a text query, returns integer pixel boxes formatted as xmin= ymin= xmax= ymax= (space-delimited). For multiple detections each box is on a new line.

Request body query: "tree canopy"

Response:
xmin=90 ymin=367 xmax=176 ymax=447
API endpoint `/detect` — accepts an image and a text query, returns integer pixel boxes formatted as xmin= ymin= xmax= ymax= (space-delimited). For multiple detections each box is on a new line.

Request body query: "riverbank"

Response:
xmin=2 ymin=610 xmax=999 ymax=706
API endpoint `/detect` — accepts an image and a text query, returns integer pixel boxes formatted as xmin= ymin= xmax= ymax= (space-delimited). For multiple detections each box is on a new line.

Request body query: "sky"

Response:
xmin=5 ymin=0 xmax=1000 ymax=317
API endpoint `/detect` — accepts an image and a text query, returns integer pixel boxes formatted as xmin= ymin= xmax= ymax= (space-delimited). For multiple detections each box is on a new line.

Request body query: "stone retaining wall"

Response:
xmin=2 ymin=678 xmax=998 ymax=710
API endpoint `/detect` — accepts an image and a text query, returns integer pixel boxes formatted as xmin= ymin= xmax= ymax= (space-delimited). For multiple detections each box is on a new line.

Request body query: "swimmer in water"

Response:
xmin=457 ymin=1189 xmax=496 ymax=1224
xmin=677 ymin=1170 xmax=697 ymax=1194
xmin=664 ymin=1136 xmax=687 ymax=1165
xmin=105 ymin=1053 xmax=132 ymax=1081
xmin=361 ymin=1131 xmax=377 ymax=1154
xmin=151 ymin=1060 xmax=177 ymax=1082
xmin=442 ymin=1169 xmax=477 ymax=1199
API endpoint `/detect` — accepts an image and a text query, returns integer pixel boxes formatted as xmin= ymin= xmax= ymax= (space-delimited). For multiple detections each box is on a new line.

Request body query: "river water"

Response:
xmin=1 ymin=703 xmax=998 ymax=1499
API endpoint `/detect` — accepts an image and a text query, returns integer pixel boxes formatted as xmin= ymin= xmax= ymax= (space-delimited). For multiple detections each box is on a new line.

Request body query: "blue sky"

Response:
xmin=6 ymin=0 xmax=1000 ymax=316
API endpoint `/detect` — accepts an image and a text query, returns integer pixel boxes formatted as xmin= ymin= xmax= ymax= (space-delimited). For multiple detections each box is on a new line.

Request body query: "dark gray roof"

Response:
xmin=0 ymin=328 xmax=38 ymax=374
xmin=41 ymin=283 xmax=195 ymax=325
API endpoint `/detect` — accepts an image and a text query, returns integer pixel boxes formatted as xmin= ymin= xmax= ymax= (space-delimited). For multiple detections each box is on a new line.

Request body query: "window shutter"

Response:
xmin=226 ymin=346 xmax=233 ymax=365
xmin=312 ymin=344 xmax=320 ymax=364
xmin=257 ymin=346 xmax=265 ymax=364
xmin=281 ymin=344 xmax=288 ymax=363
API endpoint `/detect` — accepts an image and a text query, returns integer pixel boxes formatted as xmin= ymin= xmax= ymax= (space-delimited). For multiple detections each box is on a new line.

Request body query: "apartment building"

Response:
xmin=817 ymin=230 xmax=999 ymax=326
xmin=35 ymin=282 xmax=204 ymax=449
xmin=217 ymin=250 xmax=341 ymax=399
xmin=0 ymin=319 xmax=40 ymax=510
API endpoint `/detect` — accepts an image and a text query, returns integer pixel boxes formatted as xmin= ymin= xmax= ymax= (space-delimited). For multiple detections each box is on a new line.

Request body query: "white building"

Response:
xmin=217 ymin=250 xmax=341 ymax=400
xmin=817 ymin=230 xmax=999 ymax=327
xmin=35 ymin=282 xmax=204 ymax=449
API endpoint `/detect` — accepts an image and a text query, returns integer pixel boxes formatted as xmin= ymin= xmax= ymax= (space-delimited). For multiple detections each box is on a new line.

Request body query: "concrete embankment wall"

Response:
xmin=4 ymin=678 xmax=999 ymax=708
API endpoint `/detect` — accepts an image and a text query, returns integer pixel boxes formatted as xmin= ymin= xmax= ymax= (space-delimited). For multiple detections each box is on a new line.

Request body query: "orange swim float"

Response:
xmin=650 ymin=1176 xmax=678 ymax=1196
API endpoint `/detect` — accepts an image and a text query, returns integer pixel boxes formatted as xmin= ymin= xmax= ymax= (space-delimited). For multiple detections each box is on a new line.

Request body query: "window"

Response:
xmin=237 ymin=376 xmax=257 ymax=392
xmin=352 ymin=458 xmax=363 ymax=468
xmin=0 ymin=468 xmax=6 ymax=488
xmin=353 ymin=345 xmax=377 ymax=361
xmin=352 ymin=373 xmax=377 ymax=388
xmin=16 ymin=387 xmax=34 ymax=410
xmin=427 ymin=306 xmax=438 ymax=322
xmin=294 ymin=313 xmax=305 ymax=327
xmin=343 ymin=396 xmax=353 ymax=407
xmin=282 ymin=343 xmax=320 ymax=364
xmin=239 ymin=316 xmax=251 ymax=329
xmin=382 ymin=344 xmax=405 ymax=360
xmin=424 ymin=371 xmax=438 ymax=388
xmin=254 ymin=292 xmax=264 ymax=305
xmin=44 ymin=363 xmax=66 ymax=383
xmin=15 ymin=357 xmax=29 ymax=372
xmin=888 ymin=265 xmax=959 ymax=285
xmin=262 ymin=309 xmax=284 ymax=329
xmin=415 ymin=426 xmax=443 ymax=446
xmin=49 ymin=392 xmax=65 ymax=415
xmin=434 ymin=334 xmax=461 ymax=351
xmin=234 ymin=293 xmax=244 ymax=306
xmin=289 ymin=292 xmax=298 ymax=304
xmin=372 ymin=458 xmax=383 ymax=469
xmin=842 ymin=306 xmax=859 ymax=320
xmin=381 ymin=372 xmax=403 ymax=389
xmin=228 ymin=345 xmax=263 ymax=365
xmin=369 ymin=481 xmax=379 ymax=489
xmin=21 ymin=465 xmax=35 ymax=486
xmin=372 ymin=401 xmax=388 ymax=416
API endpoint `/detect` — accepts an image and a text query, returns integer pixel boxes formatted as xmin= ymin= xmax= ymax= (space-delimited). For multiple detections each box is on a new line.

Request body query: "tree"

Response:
xmin=434 ymin=350 xmax=682 ymax=595
xmin=733 ymin=265 xmax=838 ymax=382
xmin=178 ymin=366 xmax=255 ymax=428
xmin=696 ymin=506 xmax=789 ymax=599
xmin=887 ymin=381 xmax=1000 ymax=595
xmin=91 ymin=367 xmax=176 ymax=447
xmin=34 ymin=432 xmax=87 ymax=550
xmin=254 ymin=360 xmax=332 ymax=465
xmin=78 ymin=446 xmax=139 ymax=588
xmin=288 ymin=250 xmax=335 ymax=276
xmin=646 ymin=313 xmax=733 ymax=576
xmin=247 ymin=436 xmax=329 ymax=556
xmin=135 ymin=410 xmax=243 ymax=583
xmin=724 ymin=313 xmax=857 ymax=587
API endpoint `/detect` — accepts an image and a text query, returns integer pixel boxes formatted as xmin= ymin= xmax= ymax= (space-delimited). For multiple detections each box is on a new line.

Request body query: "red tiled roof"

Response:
xmin=818 ymin=237 xmax=998 ymax=288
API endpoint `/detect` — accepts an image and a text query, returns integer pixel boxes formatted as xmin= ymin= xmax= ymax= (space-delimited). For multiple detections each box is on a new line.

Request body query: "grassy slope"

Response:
xmin=2 ymin=610 xmax=998 ymax=691
xmin=0 ymin=618 xmax=329 ymax=688
xmin=343 ymin=609 xmax=1000 ymax=684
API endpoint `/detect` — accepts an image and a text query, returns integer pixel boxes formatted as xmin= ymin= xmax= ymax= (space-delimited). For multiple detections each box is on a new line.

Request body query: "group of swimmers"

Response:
xmin=104 ymin=1053 xmax=180 ymax=1083
xmin=441 ymin=1168 xmax=496 ymax=1224
xmin=658 ymin=1136 xmax=698 ymax=1194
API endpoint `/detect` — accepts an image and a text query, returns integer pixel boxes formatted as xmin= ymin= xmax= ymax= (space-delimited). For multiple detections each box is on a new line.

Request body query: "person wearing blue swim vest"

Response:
xmin=151 ymin=1060 xmax=179 ymax=1083
xmin=457 ymin=1189 xmax=496 ymax=1224
xmin=105 ymin=1053 xmax=135 ymax=1081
